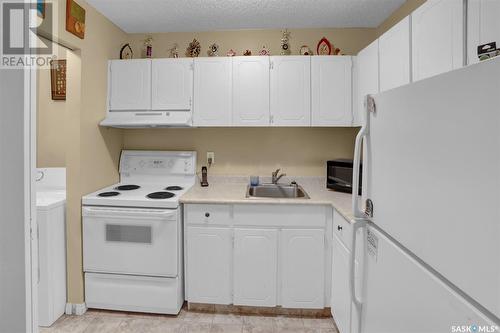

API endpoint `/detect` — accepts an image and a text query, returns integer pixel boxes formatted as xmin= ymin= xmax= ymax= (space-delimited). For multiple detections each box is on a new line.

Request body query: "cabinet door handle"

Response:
xmin=337 ymin=225 xmax=343 ymax=231
xmin=205 ymin=212 xmax=210 ymax=218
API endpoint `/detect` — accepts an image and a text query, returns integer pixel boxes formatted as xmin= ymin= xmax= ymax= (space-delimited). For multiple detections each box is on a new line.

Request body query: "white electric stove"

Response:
xmin=82 ymin=150 xmax=196 ymax=315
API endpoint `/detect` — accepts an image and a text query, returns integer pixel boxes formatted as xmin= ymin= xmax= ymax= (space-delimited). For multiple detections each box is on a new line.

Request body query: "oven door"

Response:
xmin=83 ymin=206 xmax=178 ymax=277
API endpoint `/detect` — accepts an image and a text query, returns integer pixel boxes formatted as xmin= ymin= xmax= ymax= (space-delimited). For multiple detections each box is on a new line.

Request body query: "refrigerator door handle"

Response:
xmin=352 ymin=95 xmax=371 ymax=218
xmin=350 ymin=219 xmax=366 ymax=333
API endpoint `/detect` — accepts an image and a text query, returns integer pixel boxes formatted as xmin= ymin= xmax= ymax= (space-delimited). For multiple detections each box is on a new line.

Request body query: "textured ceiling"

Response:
xmin=86 ymin=0 xmax=407 ymax=33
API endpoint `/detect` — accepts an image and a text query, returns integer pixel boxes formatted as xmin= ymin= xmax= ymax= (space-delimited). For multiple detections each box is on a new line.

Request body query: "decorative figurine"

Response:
xmin=144 ymin=36 xmax=153 ymax=58
xmin=120 ymin=43 xmax=133 ymax=59
xmin=208 ymin=43 xmax=219 ymax=57
xmin=259 ymin=45 xmax=270 ymax=56
xmin=169 ymin=43 xmax=179 ymax=58
xmin=243 ymin=49 xmax=252 ymax=56
xmin=317 ymin=37 xmax=332 ymax=55
xmin=186 ymin=39 xmax=201 ymax=57
xmin=299 ymin=45 xmax=312 ymax=56
xmin=226 ymin=49 xmax=236 ymax=57
xmin=280 ymin=29 xmax=291 ymax=55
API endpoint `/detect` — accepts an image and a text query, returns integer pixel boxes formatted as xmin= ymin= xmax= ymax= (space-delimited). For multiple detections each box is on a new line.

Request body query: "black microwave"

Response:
xmin=327 ymin=159 xmax=362 ymax=195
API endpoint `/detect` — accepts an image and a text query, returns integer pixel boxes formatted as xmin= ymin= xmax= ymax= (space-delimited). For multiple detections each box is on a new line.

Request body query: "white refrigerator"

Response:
xmin=349 ymin=57 xmax=500 ymax=333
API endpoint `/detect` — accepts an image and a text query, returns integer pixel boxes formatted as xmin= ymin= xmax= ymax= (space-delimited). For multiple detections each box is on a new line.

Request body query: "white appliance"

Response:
xmin=82 ymin=151 xmax=196 ymax=314
xmin=36 ymin=168 xmax=66 ymax=327
xmin=349 ymin=58 xmax=500 ymax=332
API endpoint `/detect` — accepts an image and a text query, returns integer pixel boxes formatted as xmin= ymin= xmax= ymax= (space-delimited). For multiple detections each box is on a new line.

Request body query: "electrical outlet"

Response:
xmin=207 ymin=152 xmax=215 ymax=166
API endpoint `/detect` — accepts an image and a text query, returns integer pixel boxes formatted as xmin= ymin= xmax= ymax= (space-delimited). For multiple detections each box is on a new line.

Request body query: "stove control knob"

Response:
xmin=205 ymin=212 xmax=210 ymax=218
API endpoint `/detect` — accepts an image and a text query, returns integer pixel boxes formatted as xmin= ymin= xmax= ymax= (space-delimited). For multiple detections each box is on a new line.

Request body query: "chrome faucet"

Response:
xmin=271 ymin=168 xmax=286 ymax=184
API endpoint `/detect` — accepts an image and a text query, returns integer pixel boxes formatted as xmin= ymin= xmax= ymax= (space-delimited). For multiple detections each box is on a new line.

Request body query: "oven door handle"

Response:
xmin=82 ymin=206 xmax=177 ymax=220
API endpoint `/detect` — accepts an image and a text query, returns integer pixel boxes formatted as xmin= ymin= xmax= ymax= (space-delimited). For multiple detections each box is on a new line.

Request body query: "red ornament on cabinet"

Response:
xmin=317 ymin=37 xmax=332 ymax=55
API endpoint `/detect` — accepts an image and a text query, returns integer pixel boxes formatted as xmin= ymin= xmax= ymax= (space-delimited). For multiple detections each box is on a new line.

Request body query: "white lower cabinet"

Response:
xmin=185 ymin=204 xmax=331 ymax=309
xmin=186 ymin=226 xmax=232 ymax=304
xmin=331 ymin=234 xmax=351 ymax=333
xmin=280 ymin=229 xmax=325 ymax=308
xmin=234 ymin=228 xmax=278 ymax=307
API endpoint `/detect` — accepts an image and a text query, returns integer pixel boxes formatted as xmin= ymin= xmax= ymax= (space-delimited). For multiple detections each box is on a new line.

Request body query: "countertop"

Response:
xmin=180 ymin=176 xmax=355 ymax=223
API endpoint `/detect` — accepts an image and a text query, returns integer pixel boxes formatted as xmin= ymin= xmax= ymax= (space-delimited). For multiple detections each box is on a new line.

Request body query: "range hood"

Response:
xmin=100 ymin=110 xmax=193 ymax=128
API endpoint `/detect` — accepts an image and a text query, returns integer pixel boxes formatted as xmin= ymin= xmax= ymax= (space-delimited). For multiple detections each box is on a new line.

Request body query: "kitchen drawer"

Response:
xmin=333 ymin=209 xmax=353 ymax=251
xmin=185 ymin=204 xmax=232 ymax=226
xmin=85 ymin=273 xmax=182 ymax=314
xmin=233 ymin=204 xmax=326 ymax=228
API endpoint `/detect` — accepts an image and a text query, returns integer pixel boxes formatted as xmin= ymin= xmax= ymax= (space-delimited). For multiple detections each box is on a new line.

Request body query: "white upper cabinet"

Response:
xmin=233 ymin=228 xmax=278 ymax=307
xmin=379 ymin=16 xmax=411 ymax=91
xmin=151 ymin=58 xmax=193 ymax=110
xmin=311 ymin=56 xmax=353 ymax=126
xmin=411 ymin=0 xmax=464 ymax=82
xmin=233 ymin=56 xmax=270 ymax=126
xmin=467 ymin=0 xmax=500 ymax=64
xmin=280 ymin=229 xmax=325 ymax=309
xmin=108 ymin=59 xmax=151 ymax=110
xmin=270 ymin=56 xmax=311 ymax=126
xmin=193 ymin=58 xmax=232 ymax=126
xmin=354 ymin=40 xmax=379 ymax=126
xmin=186 ymin=226 xmax=232 ymax=305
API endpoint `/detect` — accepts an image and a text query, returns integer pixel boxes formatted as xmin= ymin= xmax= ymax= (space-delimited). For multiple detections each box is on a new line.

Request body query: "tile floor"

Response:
xmin=40 ymin=307 xmax=339 ymax=333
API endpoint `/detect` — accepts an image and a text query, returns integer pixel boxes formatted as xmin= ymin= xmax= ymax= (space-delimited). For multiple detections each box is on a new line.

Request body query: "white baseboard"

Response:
xmin=65 ymin=303 xmax=87 ymax=315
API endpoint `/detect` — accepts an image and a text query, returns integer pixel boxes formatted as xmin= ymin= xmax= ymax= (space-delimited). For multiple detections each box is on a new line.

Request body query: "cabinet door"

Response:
xmin=193 ymin=58 xmax=232 ymax=126
xmin=468 ymin=0 xmax=500 ymax=64
xmin=353 ymin=40 xmax=379 ymax=126
xmin=152 ymin=59 xmax=193 ymax=110
xmin=311 ymin=56 xmax=352 ymax=126
xmin=270 ymin=56 xmax=311 ymax=126
xmin=186 ymin=227 xmax=232 ymax=304
xmin=109 ymin=59 xmax=151 ymax=110
xmin=379 ymin=16 xmax=411 ymax=91
xmin=411 ymin=0 xmax=464 ymax=81
xmin=331 ymin=234 xmax=352 ymax=333
xmin=280 ymin=229 xmax=325 ymax=308
xmin=233 ymin=228 xmax=277 ymax=307
xmin=233 ymin=56 xmax=270 ymax=126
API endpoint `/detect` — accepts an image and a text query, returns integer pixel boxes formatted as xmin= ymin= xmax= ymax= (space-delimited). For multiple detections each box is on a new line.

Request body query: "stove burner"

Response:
xmin=165 ymin=186 xmax=183 ymax=191
xmin=147 ymin=191 xmax=175 ymax=199
xmin=115 ymin=184 xmax=141 ymax=191
xmin=98 ymin=191 xmax=120 ymax=197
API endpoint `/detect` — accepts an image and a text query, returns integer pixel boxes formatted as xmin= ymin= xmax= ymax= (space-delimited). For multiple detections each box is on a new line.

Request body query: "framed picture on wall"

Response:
xmin=66 ymin=0 xmax=86 ymax=39
xmin=50 ymin=60 xmax=67 ymax=101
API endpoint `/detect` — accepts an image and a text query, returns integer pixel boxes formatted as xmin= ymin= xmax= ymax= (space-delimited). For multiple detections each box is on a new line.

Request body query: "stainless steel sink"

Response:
xmin=246 ymin=184 xmax=310 ymax=199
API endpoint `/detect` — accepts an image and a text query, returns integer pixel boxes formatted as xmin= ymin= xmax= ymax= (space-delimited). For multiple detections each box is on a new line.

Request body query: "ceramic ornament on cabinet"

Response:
xmin=226 ymin=49 xmax=236 ymax=57
xmin=280 ymin=29 xmax=291 ymax=55
xmin=300 ymin=45 xmax=313 ymax=55
xmin=186 ymin=39 xmax=201 ymax=57
xmin=259 ymin=45 xmax=270 ymax=56
xmin=144 ymin=36 xmax=153 ymax=58
xmin=169 ymin=43 xmax=179 ymax=58
xmin=207 ymin=43 xmax=219 ymax=57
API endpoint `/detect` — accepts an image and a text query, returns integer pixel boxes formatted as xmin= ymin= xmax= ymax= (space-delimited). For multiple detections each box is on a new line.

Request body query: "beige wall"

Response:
xmin=376 ymin=0 xmax=427 ymax=37
xmin=124 ymin=128 xmax=358 ymax=176
xmin=129 ymin=28 xmax=376 ymax=59
xmin=37 ymin=42 xmax=68 ymax=167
